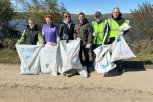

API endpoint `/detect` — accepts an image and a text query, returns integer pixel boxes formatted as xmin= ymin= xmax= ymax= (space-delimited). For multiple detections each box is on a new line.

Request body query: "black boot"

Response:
xmin=118 ymin=67 xmax=123 ymax=74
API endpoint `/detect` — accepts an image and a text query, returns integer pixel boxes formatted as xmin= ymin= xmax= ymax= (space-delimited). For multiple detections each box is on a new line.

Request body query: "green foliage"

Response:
xmin=129 ymin=40 xmax=153 ymax=55
xmin=0 ymin=0 xmax=19 ymax=48
xmin=129 ymin=2 xmax=153 ymax=55
xmin=2 ymin=38 xmax=18 ymax=49
xmin=0 ymin=0 xmax=14 ymax=25
xmin=16 ymin=0 xmax=67 ymax=27
xmin=130 ymin=1 xmax=153 ymax=40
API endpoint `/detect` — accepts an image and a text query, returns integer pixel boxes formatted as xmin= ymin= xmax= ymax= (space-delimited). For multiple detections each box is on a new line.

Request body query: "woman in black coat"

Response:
xmin=58 ymin=12 xmax=75 ymax=42
xmin=58 ymin=12 xmax=77 ymax=77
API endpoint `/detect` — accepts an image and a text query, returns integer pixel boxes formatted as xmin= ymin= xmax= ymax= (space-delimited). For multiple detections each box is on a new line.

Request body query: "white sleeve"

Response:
xmin=57 ymin=36 xmax=60 ymax=42
xmin=42 ymin=29 xmax=44 ymax=36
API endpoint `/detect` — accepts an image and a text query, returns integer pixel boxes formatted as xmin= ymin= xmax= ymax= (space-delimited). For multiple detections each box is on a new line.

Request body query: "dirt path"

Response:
xmin=0 ymin=64 xmax=153 ymax=102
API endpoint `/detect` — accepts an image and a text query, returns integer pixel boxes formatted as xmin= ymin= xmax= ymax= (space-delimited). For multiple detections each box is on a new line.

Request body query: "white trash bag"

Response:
xmin=111 ymin=36 xmax=136 ymax=62
xmin=94 ymin=45 xmax=116 ymax=73
xmin=40 ymin=44 xmax=59 ymax=76
xmin=15 ymin=44 xmax=42 ymax=74
xmin=60 ymin=40 xmax=88 ymax=77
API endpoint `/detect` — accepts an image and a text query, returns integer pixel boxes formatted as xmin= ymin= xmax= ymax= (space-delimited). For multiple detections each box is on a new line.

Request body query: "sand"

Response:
xmin=0 ymin=64 xmax=153 ymax=102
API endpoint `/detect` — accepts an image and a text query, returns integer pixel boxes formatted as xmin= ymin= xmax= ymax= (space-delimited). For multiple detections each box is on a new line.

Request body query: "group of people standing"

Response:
xmin=18 ymin=7 xmax=130 ymax=77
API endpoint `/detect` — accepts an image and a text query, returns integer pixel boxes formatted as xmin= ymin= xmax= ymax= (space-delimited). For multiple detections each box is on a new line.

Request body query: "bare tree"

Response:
xmin=15 ymin=0 xmax=67 ymax=27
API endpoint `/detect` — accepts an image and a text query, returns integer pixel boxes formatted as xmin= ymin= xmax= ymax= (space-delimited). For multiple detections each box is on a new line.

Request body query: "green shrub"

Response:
xmin=2 ymin=38 xmax=18 ymax=49
xmin=129 ymin=40 xmax=153 ymax=55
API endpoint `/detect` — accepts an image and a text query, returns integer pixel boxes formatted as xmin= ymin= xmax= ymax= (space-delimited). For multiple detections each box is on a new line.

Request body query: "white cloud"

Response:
xmin=75 ymin=9 xmax=86 ymax=14
xmin=73 ymin=9 xmax=80 ymax=14
xmin=74 ymin=9 xmax=93 ymax=15
xmin=76 ymin=9 xmax=80 ymax=12
xmin=96 ymin=9 xmax=102 ymax=12
xmin=10 ymin=0 xmax=16 ymax=6
xmin=96 ymin=9 xmax=106 ymax=14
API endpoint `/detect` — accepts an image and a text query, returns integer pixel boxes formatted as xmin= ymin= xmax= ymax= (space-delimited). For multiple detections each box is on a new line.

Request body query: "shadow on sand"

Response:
xmin=88 ymin=60 xmax=153 ymax=77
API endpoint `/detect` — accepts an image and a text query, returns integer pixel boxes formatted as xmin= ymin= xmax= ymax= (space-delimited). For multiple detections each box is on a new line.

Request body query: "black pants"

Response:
xmin=79 ymin=44 xmax=89 ymax=68
xmin=91 ymin=44 xmax=101 ymax=61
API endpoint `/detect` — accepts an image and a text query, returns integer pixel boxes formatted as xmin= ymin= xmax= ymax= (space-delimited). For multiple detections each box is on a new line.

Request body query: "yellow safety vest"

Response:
xmin=92 ymin=20 xmax=107 ymax=44
xmin=107 ymin=18 xmax=129 ymax=41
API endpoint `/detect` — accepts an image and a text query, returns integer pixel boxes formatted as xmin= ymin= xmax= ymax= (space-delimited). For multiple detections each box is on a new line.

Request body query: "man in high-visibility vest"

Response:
xmin=104 ymin=7 xmax=130 ymax=76
xmin=91 ymin=11 xmax=107 ymax=61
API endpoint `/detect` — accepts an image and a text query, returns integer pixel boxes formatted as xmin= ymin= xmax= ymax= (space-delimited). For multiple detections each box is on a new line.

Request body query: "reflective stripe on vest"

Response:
xmin=107 ymin=18 xmax=129 ymax=40
xmin=92 ymin=20 xmax=107 ymax=44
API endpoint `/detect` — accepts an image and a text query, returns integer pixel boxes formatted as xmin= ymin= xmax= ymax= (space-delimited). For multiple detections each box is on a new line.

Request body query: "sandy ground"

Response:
xmin=0 ymin=64 xmax=153 ymax=102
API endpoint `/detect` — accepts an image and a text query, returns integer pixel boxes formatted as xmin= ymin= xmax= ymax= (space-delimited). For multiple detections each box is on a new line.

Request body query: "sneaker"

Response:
xmin=78 ymin=66 xmax=89 ymax=78
xmin=64 ymin=70 xmax=77 ymax=77
xmin=52 ymin=72 xmax=57 ymax=76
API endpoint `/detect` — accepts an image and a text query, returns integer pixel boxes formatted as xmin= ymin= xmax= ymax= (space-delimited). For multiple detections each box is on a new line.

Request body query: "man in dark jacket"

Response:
xmin=18 ymin=18 xmax=44 ymax=45
xmin=74 ymin=12 xmax=93 ymax=72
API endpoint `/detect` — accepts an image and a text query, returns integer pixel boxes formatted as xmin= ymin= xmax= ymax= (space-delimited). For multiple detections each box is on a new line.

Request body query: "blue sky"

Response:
xmin=11 ymin=0 xmax=153 ymax=14
xmin=57 ymin=0 xmax=153 ymax=14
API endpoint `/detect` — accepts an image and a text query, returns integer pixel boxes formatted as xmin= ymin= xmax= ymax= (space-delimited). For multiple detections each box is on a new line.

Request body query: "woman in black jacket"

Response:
xmin=58 ymin=12 xmax=77 ymax=77
xmin=57 ymin=12 xmax=75 ymax=42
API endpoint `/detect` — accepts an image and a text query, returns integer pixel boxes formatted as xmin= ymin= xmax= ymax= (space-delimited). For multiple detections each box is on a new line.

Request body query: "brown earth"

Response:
xmin=0 ymin=64 xmax=153 ymax=102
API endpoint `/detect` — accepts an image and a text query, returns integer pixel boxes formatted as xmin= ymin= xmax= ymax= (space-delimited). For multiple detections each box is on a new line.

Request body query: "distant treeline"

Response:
xmin=15 ymin=12 xmax=133 ymax=19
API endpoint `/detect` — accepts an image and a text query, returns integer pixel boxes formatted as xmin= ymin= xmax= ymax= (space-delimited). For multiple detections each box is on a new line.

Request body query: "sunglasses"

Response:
xmin=64 ymin=16 xmax=70 ymax=18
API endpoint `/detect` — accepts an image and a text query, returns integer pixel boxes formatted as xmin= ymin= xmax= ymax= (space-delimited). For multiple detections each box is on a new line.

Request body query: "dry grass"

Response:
xmin=0 ymin=49 xmax=152 ymax=69
xmin=0 ymin=49 xmax=20 ymax=64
